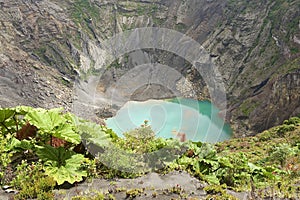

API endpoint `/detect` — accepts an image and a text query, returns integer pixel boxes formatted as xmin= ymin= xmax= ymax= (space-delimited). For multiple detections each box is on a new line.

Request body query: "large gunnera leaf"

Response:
xmin=25 ymin=109 xmax=81 ymax=144
xmin=77 ymin=121 xmax=111 ymax=147
xmin=0 ymin=108 xmax=15 ymax=123
xmin=36 ymin=145 xmax=87 ymax=185
xmin=25 ymin=109 xmax=65 ymax=131
xmin=0 ymin=108 xmax=16 ymax=133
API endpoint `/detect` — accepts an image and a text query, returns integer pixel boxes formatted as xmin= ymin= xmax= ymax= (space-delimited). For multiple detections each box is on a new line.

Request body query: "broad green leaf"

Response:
xmin=203 ymin=174 xmax=219 ymax=185
xmin=199 ymin=143 xmax=217 ymax=160
xmin=26 ymin=108 xmax=81 ymax=144
xmin=15 ymin=106 xmax=36 ymax=115
xmin=178 ymin=156 xmax=194 ymax=166
xmin=64 ymin=112 xmax=82 ymax=125
xmin=6 ymin=137 xmax=20 ymax=151
xmin=36 ymin=145 xmax=87 ymax=184
xmin=248 ymin=162 xmax=264 ymax=173
xmin=218 ymin=157 xmax=233 ymax=168
xmin=25 ymin=109 xmax=66 ymax=131
xmin=3 ymin=119 xmax=19 ymax=129
xmin=77 ymin=121 xmax=111 ymax=147
xmin=45 ymin=165 xmax=87 ymax=185
xmin=192 ymin=160 xmax=201 ymax=173
xmin=9 ymin=138 xmax=34 ymax=150
xmin=54 ymin=123 xmax=81 ymax=144
xmin=201 ymin=159 xmax=219 ymax=171
xmin=36 ymin=145 xmax=74 ymax=165
xmin=65 ymin=154 xmax=86 ymax=169
xmin=0 ymin=108 xmax=15 ymax=123
xmin=43 ymin=153 xmax=87 ymax=185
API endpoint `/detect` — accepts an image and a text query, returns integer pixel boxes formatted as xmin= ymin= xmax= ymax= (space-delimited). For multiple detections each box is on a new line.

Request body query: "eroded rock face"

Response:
xmin=0 ymin=0 xmax=299 ymax=136
xmin=0 ymin=38 xmax=73 ymax=110
xmin=245 ymin=68 xmax=300 ymax=134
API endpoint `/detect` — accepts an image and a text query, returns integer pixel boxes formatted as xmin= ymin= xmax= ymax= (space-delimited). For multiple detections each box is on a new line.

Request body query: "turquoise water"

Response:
xmin=105 ymin=98 xmax=233 ymax=143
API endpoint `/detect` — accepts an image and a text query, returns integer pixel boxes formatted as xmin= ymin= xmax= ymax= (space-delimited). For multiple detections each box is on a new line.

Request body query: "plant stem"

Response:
xmin=0 ymin=122 xmax=12 ymax=134
xmin=13 ymin=115 xmax=19 ymax=132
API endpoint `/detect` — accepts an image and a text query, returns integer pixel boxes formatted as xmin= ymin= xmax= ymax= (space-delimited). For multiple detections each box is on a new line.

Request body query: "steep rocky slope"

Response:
xmin=0 ymin=0 xmax=299 ymax=136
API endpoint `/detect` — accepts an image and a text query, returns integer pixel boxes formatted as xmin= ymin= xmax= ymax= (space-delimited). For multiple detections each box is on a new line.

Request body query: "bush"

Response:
xmin=121 ymin=120 xmax=156 ymax=153
xmin=0 ymin=133 xmax=12 ymax=184
xmin=276 ymin=124 xmax=296 ymax=135
xmin=11 ymin=161 xmax=56 ymax=200
xmin=268 ymin=143 xmax=296 ymax=167
xmin=283 ymin=117 xmax=300 ymax=126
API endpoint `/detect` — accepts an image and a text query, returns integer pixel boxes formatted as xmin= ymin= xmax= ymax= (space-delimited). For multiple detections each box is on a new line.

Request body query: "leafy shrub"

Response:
xmin=11 ymin=161 xmax=55 ymax=200
xmin=0 ymin=106 xmax=113 ymax=185
xmin=0 ymin=133 xmax=12 ymax=184
xmin=126 ymin=188 xmax=144 ymax=199
xmin=204 ymin=184 xmax=238 ymax=200
xmin=1 ymin=107 xmax=300 ymax=198
xmin=72 ymin=191 xmax=115 ymax=200
xmin=169 ymin=141 xmax=280 ymax=191
xmin=283 ymin=117 xmax=300 ymax=125
xmin=119 ymin=120 xmax=156 ymax=153
xmin=276 ymin=124 xmax=296 ymax=136
xmin=258 ymin=130 xmax=273 ymax=141
xmin=36 ymin=145 xmax=87 ymax=185
xmin=97 ymin=144 xmax=144 ymax=177
xmin=268 ymin=143 xmax=296 ymax=167
xmin=96 ymin=121 xmax=186 ymax=175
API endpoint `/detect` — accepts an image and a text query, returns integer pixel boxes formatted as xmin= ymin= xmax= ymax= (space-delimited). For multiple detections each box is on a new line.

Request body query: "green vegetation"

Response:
xmin=272 ymin=57 xmax=300 ymax=78
xmin=226 ymin=0 xmax=299 ymax=82
xmin=175 ymin=23 xmax=187 ymax=32
xmin=70 ymin=0 xmax=101 ymax=40
xmin=0 ymin=106 xmax=299 ymax=199
xmin=12 ymin=161 xmax=56 ymax=200
xmin=125 ymin=188 xmax=144 ymax=199
xmin=135 ymin=3 xmax=159 ymax=16
xmin=215 ymin=117 xmax=300 ymax=196
xmin=152 ymin=17 xmax=165 ymax=26
xmin=72 ymin=191 xmax=115 ymax=200
xmin=0 ymin=106 xmax=112 ymax=188
xmin=240 ymin=100 xmax=260 ymax=116
xmin=204 ymin=184 xmax=238 ymax=200
xmin=0 ymin=132 xmax=12 ymax=183
xmin=33 ymin=43 xmax=75 ymax=76
xmin=71 ymin=0 xmax=99 ymax=25
xmin=266 ymin=0 xmax=300 ymax=54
